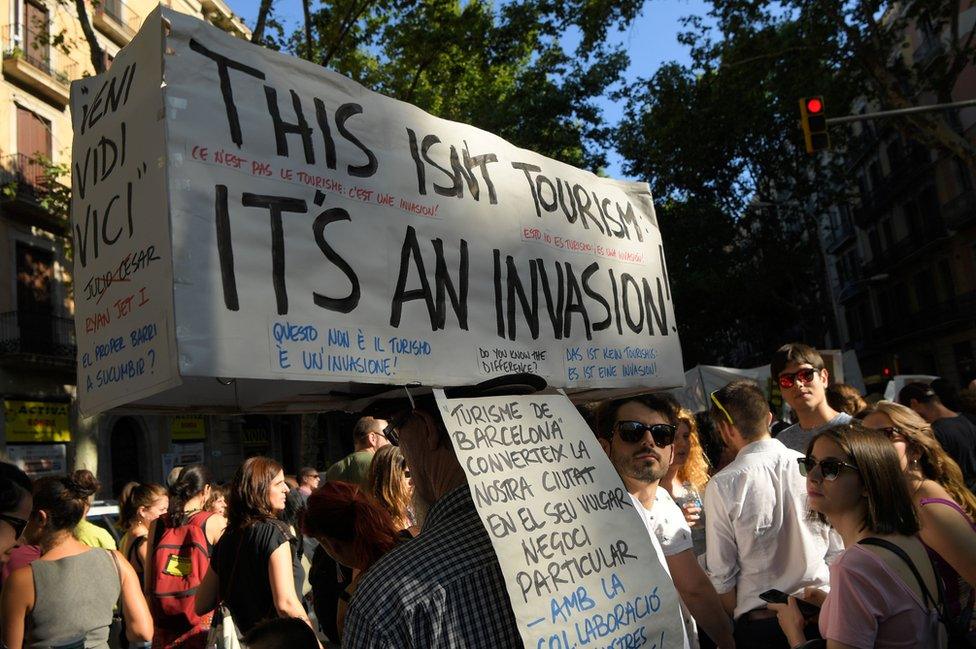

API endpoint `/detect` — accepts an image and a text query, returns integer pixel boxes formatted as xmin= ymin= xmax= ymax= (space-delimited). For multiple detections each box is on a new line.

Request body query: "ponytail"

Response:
xmin=119 ymin=483 xmax=167 ymax=530
xmin=167 ymin=465 xmax=212 ymax=526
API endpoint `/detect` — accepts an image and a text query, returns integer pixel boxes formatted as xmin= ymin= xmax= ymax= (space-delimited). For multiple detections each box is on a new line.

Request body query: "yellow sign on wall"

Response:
xmin=171 ymin=416 xmax=206 ymax=441
xmin=4 ymin=401 xmax=71 ymax=442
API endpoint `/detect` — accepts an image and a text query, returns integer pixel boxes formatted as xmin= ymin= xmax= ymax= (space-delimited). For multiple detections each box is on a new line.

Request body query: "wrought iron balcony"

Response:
xmin=1 ymin=25 xmax=77 ymax=105
xmin=0 ymin=311 xmax=76 ymax=366
xmin=94 ymin=0 xmax=141 ymax=46
xmin=0 ymin=153 xmax=68 ymax=232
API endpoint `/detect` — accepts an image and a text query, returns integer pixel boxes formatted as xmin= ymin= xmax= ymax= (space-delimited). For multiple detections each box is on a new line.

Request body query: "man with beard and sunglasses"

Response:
xmin=771 ymin=343 xmax=852 ymax=453
xmin=325 ymin=415 xmax=391 ymax=489
xmin=600 ymin=393 xmax=735 ymax=649
xmin=705 ymin=380 xmax=840 ymax=649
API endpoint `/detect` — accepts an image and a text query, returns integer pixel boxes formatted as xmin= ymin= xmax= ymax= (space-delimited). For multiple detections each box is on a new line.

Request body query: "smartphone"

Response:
xmin=758 ymin=589 xmax=821 ymax=617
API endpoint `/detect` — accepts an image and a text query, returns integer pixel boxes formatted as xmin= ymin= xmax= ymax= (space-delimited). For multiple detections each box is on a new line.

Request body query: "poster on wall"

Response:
xmin=7 ymin=444 xmax=67 ymax=478
xmin=71 ymin=8 xmax=684 ymax=416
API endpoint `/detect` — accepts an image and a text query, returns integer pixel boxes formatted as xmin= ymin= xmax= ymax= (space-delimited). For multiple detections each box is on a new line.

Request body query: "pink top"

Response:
xmin=820 ymin=544 xmax=941 ymax=649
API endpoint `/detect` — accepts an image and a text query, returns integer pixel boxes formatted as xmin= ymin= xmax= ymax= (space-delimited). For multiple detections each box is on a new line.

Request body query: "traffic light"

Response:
xmin=799 ymin=96 xmax=830 ymax=153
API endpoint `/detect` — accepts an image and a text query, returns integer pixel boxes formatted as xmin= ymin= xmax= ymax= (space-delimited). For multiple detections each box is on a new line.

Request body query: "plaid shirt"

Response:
xmin=342 ymin=485 xmax=521 ymax=648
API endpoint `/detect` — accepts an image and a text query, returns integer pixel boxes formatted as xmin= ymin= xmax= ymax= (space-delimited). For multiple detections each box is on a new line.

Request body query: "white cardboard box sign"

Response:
xmin=70 ymin=7 xmax=684 ymax=416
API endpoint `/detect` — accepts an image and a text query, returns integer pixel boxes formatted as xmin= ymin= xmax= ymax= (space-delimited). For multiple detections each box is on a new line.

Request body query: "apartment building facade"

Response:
xmin=0 ymin=0 xmax=333 ymax=494
xmin=819 ymin=8 xmax=976 ymax=393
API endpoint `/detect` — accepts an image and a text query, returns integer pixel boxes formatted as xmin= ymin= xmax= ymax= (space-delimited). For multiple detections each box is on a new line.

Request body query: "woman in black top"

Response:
xmin=195 ymin=457 xmax=310 ymax=636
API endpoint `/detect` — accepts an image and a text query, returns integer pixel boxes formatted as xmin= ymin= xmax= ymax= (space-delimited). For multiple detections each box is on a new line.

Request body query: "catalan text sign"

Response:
xmin=72 ymin=8 xmax=683 ymax=415
xmin=70 ymin=9 xmax=180 ymax=415
xmin=435 ymin=390 xmax=684 ymax=649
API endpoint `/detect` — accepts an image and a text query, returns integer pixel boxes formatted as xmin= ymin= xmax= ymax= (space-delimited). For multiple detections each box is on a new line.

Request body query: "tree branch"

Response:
xmin=321 ymin=0 xmax=374 ymax=68
xmin=251 ymin=0 xmax=273 ymax=44
xmin=75 ymin=0 xmax=104 ymax=73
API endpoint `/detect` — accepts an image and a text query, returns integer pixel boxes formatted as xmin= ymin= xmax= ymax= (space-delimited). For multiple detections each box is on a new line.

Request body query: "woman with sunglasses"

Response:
xmin=771 ymin=423 xmax=943 ymax=648
xmin=859 ymin=401 xmax=976 ymax=638
xmin=0 ymin=462 xmax=31 ymax=557
xmin=1 ymin=472 xmax=153 ymax=649
xmin=368 ymin=445 xmax=417 ymax=535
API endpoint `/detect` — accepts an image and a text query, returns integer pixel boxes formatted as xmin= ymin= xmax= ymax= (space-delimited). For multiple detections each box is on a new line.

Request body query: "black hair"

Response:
xmin=167 ymin=464 xmax=212 ymax=526
xmin=598 ymin=393 xmax=680 ymax=439
xmin=0 ymin=462 xmax=31 ymax=514
xmin=243 ymin=617 xmax=318 ymax=649
xmin=897 ymin=382 xmax=938 ymax=407
xmin=33 ymin=470 xmax=100 ymax=531
xmin=771 ymin=342 xmax=824 ymax=382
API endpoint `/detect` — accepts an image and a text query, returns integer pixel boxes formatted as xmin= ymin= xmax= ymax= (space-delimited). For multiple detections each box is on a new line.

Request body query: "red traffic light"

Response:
xmin=806 ymin=98 xmax=823 ymax=114
xmin=882 ymin=367 xmax=892 ymax=378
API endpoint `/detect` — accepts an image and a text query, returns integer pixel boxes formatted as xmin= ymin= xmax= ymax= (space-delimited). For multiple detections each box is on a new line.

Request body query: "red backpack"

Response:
xmin=149 ymin=510 xmax=214 ymax=631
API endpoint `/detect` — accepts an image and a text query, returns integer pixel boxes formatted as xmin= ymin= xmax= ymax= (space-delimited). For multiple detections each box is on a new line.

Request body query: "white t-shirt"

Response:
xmin=631 ymin=488 xmax=694 ymax=556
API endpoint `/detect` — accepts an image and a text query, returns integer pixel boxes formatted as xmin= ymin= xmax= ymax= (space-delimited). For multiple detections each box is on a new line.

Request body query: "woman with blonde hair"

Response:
xmin=660 ymin=408 xmax=710 ymax=557
xmin=859 ymin=400 xmax=976 ymax=637
xmin=368 ymin=445 xmax=415 ymax=534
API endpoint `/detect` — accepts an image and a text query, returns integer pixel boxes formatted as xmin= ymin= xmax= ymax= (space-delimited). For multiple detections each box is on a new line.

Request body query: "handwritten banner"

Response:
xmin=71 ymin=8 xmax=683 ymax=415
xmin=434 ymin=390 xmax=684 ymax=648
xmin=70 ymin=8 xmax=180 ymax=415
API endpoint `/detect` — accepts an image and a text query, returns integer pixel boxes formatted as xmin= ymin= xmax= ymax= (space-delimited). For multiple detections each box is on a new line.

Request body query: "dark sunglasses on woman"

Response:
xmin=614 ymin=421 xmax=676 ymax=447
xmin=797 ymin=456 xmax=858 ymax=481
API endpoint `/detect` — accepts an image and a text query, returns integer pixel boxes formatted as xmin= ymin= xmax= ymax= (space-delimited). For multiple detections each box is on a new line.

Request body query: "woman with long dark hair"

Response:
xmin=771 ymin=423 xmax=944 ymax=648
xmin=1 ymin=471 xmax=152 ymax=648
xmin=194 ymin=457 xmax=310 ymax=636
xmin=145 ymin=465 xmax=226 ymax=649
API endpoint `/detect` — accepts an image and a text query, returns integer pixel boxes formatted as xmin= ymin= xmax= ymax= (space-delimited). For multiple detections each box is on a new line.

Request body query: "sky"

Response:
xmin=223 ymin=0 xmax=710 ymax=179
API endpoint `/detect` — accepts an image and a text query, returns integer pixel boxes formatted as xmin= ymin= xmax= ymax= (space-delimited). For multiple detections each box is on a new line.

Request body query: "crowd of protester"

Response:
xmin=0 ymin=342 xmax=974 ymax=648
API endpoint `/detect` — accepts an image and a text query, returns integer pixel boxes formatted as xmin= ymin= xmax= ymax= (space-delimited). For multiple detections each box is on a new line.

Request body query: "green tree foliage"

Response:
xmin=272 ymin=0 xmax=641 ymax=170
xmin=618 ymin=0 xmax=975 ymax=366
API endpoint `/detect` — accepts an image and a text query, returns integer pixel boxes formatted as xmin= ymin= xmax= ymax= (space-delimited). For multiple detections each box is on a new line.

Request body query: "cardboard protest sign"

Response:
xmin=71 ymin=7 xmax=683 ymax=416
xmin=435 ymin=390 xmax=685 ymax=649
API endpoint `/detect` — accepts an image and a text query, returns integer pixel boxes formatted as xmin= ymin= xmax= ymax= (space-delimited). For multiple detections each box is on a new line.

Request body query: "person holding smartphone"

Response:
xmin=770 ymin=423 xmax=944 ymax=648
xmin=705 ymin=380 xmax=840 ymax=649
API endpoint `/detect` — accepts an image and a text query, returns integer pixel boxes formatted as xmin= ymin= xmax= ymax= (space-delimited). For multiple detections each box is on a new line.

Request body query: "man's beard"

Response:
xmin=615 ymin=447 xmax=667 ymax=484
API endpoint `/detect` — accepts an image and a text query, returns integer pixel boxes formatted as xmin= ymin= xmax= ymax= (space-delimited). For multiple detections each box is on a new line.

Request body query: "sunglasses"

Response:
xmin=778 ymin=367 xmax=819 ymax=389
xmin=614 ymin=421 xmax=676 ymax=447
xmin=0 ymin=513 xmax=28 ymax=539
xmin=797 ymin=456 xmax=859 ymax=481
xmin=710 ymin=391 xmax=734 ymax=425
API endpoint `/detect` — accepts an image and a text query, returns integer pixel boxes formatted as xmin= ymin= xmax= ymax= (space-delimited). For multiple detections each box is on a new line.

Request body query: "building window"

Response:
xmin=15 ymin=105 xmax=52 ymax=186
xmin=22 ymin=0 xmax=50 ymax=73
xmin=913 ymin=270 xmax=936 ymax=310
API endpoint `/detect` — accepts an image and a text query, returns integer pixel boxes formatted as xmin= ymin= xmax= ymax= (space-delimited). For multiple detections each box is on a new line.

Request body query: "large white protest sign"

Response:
xmin=70 ymin=12 xmax=180 ymax=414
xmin=435 ymin=390 xmax=685 ymax=649
xmin=71 ymin=8 xmax=683 ymax=415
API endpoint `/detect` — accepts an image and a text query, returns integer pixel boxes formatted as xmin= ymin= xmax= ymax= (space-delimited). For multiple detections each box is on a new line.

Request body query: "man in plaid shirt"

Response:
xmin=342 ymin=394 xmax=522 ymax=648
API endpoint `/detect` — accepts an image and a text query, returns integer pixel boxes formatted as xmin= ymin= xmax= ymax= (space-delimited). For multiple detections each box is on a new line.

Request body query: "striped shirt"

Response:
xmin=342 ymin=485 xmax=520 ymax=648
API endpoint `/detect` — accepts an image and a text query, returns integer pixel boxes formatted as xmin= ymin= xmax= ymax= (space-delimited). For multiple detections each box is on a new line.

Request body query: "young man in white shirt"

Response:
xmin=771 ymin=343 xmax=852 ymax=453
xmin=600 ymin=394 xmax=734 ymax=649
xmin=705 ymin=380 xmax=840 ymax=649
